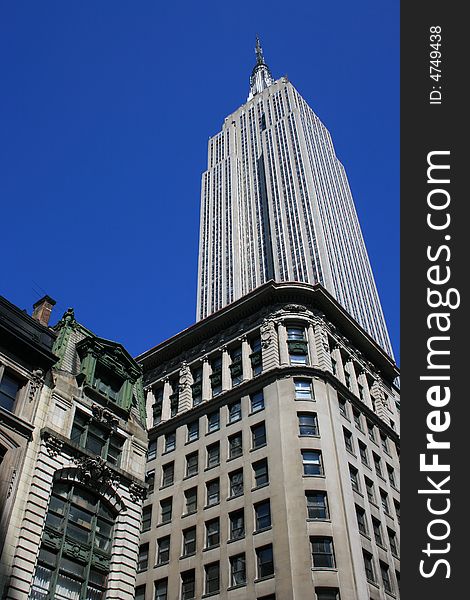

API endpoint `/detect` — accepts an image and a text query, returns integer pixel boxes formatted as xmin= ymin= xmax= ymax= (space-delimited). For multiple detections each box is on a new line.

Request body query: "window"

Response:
xmin=251 ymin=422 xmax=266 ymax=448
xmin=160 ymin=498 xmax=172 ymax=524
xmin=363 ymin=551 xmax=375 ymax=582
xmin=380 ymin=562 xmax=393 ymax=593
xmin=154 ymin=579 xmax=168 ymax=600
xmin=146 ymin=471 xmax=155 ymax=494
xmin=147 ymin=440 xmax=157 ymax=462
xmin=152 ymin=391 xmax=163 ymax=426
xmin=250 ymin=337 xmax=263 ymax=375
xmin=207 ymin=443 xmax=220 ymax=469
xmin=256 ymin=545 xmax=274 ymax=578
xmin=343 ymin=428 xmax=354 ymax=453
xmin=331 ymin=357 xmax=337 ymax=376
xmin=184 ymin=488 xmax=197 ymax=515
xmin=380 ymin=490 xmax=390 ymax=514
xmin=315 ymin=588 xmax=340 ymax=600
xmin=302 ymin=450 xmax=323 ymax=476
xmin=229 ymin=469 xmax=244 ymax=497
xmin=157 ymin=536 xmax=170 ymax=565
xmin=298 ymin=412 xmax=319 ymax=436
xmin=230 ymin=553 xmax=246 ymax=586
xmin=205 ymin=518 xmax=220 ymax=548
xmin=358 ymin=383 xmax=365 ymax=402
xmin=253 ymin=459 xmax=269 ymax=487
xmin=229 ymin=509 xmax=245 ymax=540
xmin=381 ymin=434 xmax=389 ymax=453
xmin=164 ymin=432 xmax=176 ymax=453
xmin=372 ymin=517 xmax=383 ymax=545
xmin=228 ymin=400 xmax=241 ymax=423
xmin=228 ymin=432 xmax=243 ymax=459
xmin=387 ymin=465 xmax=397 ymax=488
xmin=306 ymin=491 xmax=329 ymax=520
xmin=205 ymin=562 xmax=220 ymax=594
xmin=365 ymin=477 xmax=375 ymax=503
xmin=182 ymin=527 xmax=196 ymax=556
xmin=141 ymin=506 xmax=152 ymax=532
xmin=181 ymin=570 xmax=195 ymax=600
xmin=250 ymin=390 xmax=264 ymax=413
xmin=367 ymin=420 xmax=375 ymax=442
xmin=356 ymin=506 xmax=368 ymax=535
xmin=373 ymin=453 xmax=383 ymax=477
xmin=345 ymin=371 xmax=351 ymax=389
xmin=135 ymin=585 xmax=146 ymax=600
xmin=353 ymin=409 xmax=363 ymax=430
xmin=359 ymin=441 xmax=369 ymax=466
xmin=191 ymin=367 xmax=202 ymax=406
xmin=349 ymin=465 xmax=360 ymax=492
xmin=230 ymin=346 xmax=243 ymax=386
xmin=71 ymin=411 xmax=124 ymax=467
xmin=183 ymin=452 xmax=197 ymax=478
xmin=394 ymin=500 xmax=400 ymax=524
xmin=311 ymin=537 xmax=335 ymax=568
xmin=207 ymin=410 xmax=220 ymax=433
xmin=206 ymin=479 xmax=220 ymax=506
xmin=388 ymin=528 xmax=399 ymax=556
xmin=338 ymin=397 xmax=348 ymax=418
xmin=210 ymin=356 xmax=222 ymax=397
xmin=187 ymin=421 xmax=199 ymax=443
xmin=169 ymin=390 xmax=179 ymax=418
xmin=30 ymin=482 xmax=116 ymax=600
xmin=255 ymin=500 xmax=271 ymax=531
xmin=287 ymin=326 xmax=309 ymax=365
xmin=162 ymin=462 xmax=174 ymax=487
xmin=294 ymin=379 xmax=314 ymax=400
xmin=138 ymin=543 xmax=149 ymax=572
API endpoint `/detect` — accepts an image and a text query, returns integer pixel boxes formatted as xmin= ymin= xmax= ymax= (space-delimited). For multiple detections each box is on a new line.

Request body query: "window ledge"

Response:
xmin=204 ymin=502 xmax=220 ymax=510
xmin=311 ymin=567 xmax=338 ymax=572
xmin=180 ymin=552 xmax=196 ymax=560
xmin=352 ymin=489 xmax=364 ymax=498
xmin=159 ymin=483 xmax=174 ymax=490
xmin=250 ymin=443 xmax=267 ymax=453
xmin=248 ymin=409 xmax=265 ymax=417
xmin=185 ymin=439 xmax=199 ymax=446
xmin=254 ymin=574 xmax=275 ymax=583
xmin=227 ymin=454 xmax=243 ymax=462
xmin=228 ymin=537 xmax=245 ymax=544
xmin=307 ymin=518 xmax=331 ymax=523
xmin=206 ymin=429 xmax=220 ymax=437
xmin=182 ymin=511 xmax=197 ymax=519
xmin=183 ymin=473 xmax=198 ymax=481
xmin=303 ymin=474 xmax=326 ymax=479
xmin=253 ymin=526 xmax=272 ymax=535
xmin=251 ymin=483 xmax=269 ymax=492
xmin=227 ymin=583 xmax=247 ymax=591
xmin=205 ymin=464 xmax=220 ymax=472
xmin=203 ymin=544 xmax=220 ymax=552
xmin=202 ymin=592 xmax=220 ymax=598
xmin=162 ymin=449 xmax=175 ymax=456
xmin=227 ymin=493 xmax=244 ymax=501
xmin=155 ymin=560 xmax=169 ymax=568
xmin=298 ymin=434 xmax=320 ymax=439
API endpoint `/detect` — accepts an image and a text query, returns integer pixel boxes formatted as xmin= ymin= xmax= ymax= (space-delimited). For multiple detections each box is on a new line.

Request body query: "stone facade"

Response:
xmin=136 ymin=282 xmax=400 ymax=600
xmin=0 ymin=297 xmax=148 ymax=600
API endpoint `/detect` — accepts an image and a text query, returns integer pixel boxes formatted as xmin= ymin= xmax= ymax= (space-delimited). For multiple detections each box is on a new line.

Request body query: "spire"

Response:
xmin=248 ymin=36 xmax=274 ymax=100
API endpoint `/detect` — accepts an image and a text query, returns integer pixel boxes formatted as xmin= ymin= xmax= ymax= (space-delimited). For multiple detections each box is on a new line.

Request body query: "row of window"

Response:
xmin=349 ymin=464 xmax=400 ymax=523
xmin=355 ymin=505 xmax=399 ymax=555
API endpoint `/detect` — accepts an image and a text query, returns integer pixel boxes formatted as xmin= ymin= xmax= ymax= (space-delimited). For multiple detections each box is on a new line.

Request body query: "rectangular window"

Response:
xmin=349 ymin=465 xmax=360 ymax=492
xmin=343 ymin=428 xmax=354 ymax=453
xmin=164 ymin=432 xmax=176 ymax=453
xmin=287 ymin=326 xmax=309 ymax=365
xmin=207 ymin=443 xmax=220 ymax=469
xmin=250 ymin=337 xmax=263 ymax=375
xmin=205 ymin=518 xmax=220 ymax=548
xmin=387 ymin=465 xmax=397 ymax=488
xmin=191 ymin=368 xmax=202 ymax=406
xmin=353 ymin=409 xmax=362 ymax=430
xmin=229 ymin=509 xmax=245 ymax=540
xmin=356 ymin=506 xmax=368 ymax=535
xmin=228 ymin=400 xmax=241 ymax=423
xmin=210 ymin=356 xmax=222 ymax=397
xmin=253 ymin=459 xmax=269 ymax=488
xmin=162 ymin=462 xmax=174 ymax=487
xmin=363 ymin=551 xmax=375 ymax=582
xmin=157 ymin=536 xmax=170 ymax=565
xmin=230 ymin=347 xmax=243 ymax=386
xmin=228 ymin=432 xmax=243 ymax=459
xmin=181 ymin=570 xmax=195 ymax=600
xmin=206 ymin=479 xmax=220 ymax=506
xmin=230 ymin=553 xmax=246 ymax=586
xmin=315 ymin=588 xmax=340 ymax=600
xmin=331 ymin=358 xmax=337 ymax=376
xmin=311 ymin=537 xmax=335 ymax=568
xmin=147 ymin=440 xmax=157 ymax=461
xmin=154 ymin=579 xmax=168 ymax=600
xmin=302 ymin=450 xmax=323 ymax=476
xmin=184 ymin=488 xmax=197 ymax=515
xmin=256 ymin=545 xmax=274 ymax=578
xmin=141 ymin=506 xmax=152 ymax=532
xmin=380 ymin=562 xmax=393 ymax=593
xmin=137 ymin=543 xmax=149 ymax=572
xmin=358 ymin=383 xmax=365 ymax=402
xmin=365 ymin=477 xmax=375 ymax=503
xmin=345 ymin=371 xmax=351 ymax=389
xmin=169 ymin=392 xmax=179 ymax=418
xmin=298 ymin=412 xmax=319 ymax=436
xmin=207 ymin=410 xmax=220 ymax=433
xmin=380 ymin=490 xmax=390 ymax=514
xmin=381 ymin=434 xmax=389 ymax=453
xmin=135 ymin=585 xmax=145 ymax=600
xmin=251 ymin=422 xmax=267 ymax=448
xmin=187 ymin=421 xmax=199 ymax=443
xmin=306 ymin=491 xmax=329 ymax=520
xmin=71 ymin=410 xmax=124 ymax=467
xmin=160 ymin=498 xmax=172 ymax=524
xmin=294 ymin=379 xmax=314 ymax=400
xmin=373 ymin=453 xmax=383 ymax=477
xmin=388 ymin=528 xmax=399 ymax=556
xmin=250 ymin=390 xmax=264 ymax=413
xmin=359 ymin=441 xmax=369 ymax=466
xmin=394 ymin=500 xmax=400 ymax=524
xmin=186 ymin=452 xmax=198 ymax=478
xmin=367 ymin=420 xmax=375 ymax=442
xmin=338 ymin=398 xmax=348 ymax=418
xmin=146 ymin=471 xmax=155 ymax=494
xmin=372 ymin=518 xmax=383 ymax=545
xmin=255 ymin=500 xmax=271 ymax=531
xmin=182 ymin=527 xmax=196 ymax=556
xmin=205 ymin=562 xmax=220 ymax=594
xmin=229 ymin=469 xmax=244 ymax=497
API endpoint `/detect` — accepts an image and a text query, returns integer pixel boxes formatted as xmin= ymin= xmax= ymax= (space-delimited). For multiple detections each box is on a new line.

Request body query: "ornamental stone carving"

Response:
xmin=129 ymin=481 xmax=147 ymax=503
xmin=91 ymin=404 xmax=118 ymax=429
xmin=260 ymin=319 xmax=276 ymax=349
xmin=73 ymin=456 xmax=120 ymax=489
xmin=179 ymin=362 xmax=192 ymax=390
xmin=44 ymin=432 xmax=64 ymax=457
xmin=29 ymin=369 xmax=44 ymax=402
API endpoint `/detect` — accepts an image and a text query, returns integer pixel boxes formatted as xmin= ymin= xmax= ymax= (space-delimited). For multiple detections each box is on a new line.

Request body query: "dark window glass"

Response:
xmin=253 ymin=459 xmax=269 ymax=487
xmin=164 ymin=432 xmax=176 ymax=453
xmin=207 ymin=443 xmax=220 ymax=468
xmin=228 ymin=432 xmax=243 ymax=459
xmin=138 ymin=543 xmax=149 ymax=572
xmin=207 ymin=410 xmax=220 ymax=433
xmin=157 ymin=536 xmax=170 ymax=565
xmin=160 ymin=498 xmax=172 ymax=524
xmin=251 ymin=423 xmax=266 ymax=448
xmin=363 ymin=552 xmax=375 ymax=582
xmin=141 ymin=506 xmax=152 ymax=532
xmin=183 ymin=528 xmax=196 ymax=556
xmin=154 ymin=579 xmax=168 ymax=600
xmin=255 ymin=500 xmax=271 ymax=530
xmin=294 ymin=379 xmax=313 ymax=400
xmin=184 ymin=488 xmax=197 ymax=514
xmin=302 ymin=450 xmax=323 ymax=476
xmin=229 ymin=509 xmax=245 ymax=540
xmin=298 ymin=413 xmax=319 ymax=436
xmin=186 ymin=452 xmax=198 ymax=477
xmin=161 ymin=462 xmax=174 ymax=487
xmin=228 ymin=400 xmax=241 ymax=423
xmin=205 ymin=518 xmax=220 ymax=548
xmin=230 ymin=554 xmax=246 ymax=586
xmin=356 ymin=506 xmax=367 ymax=535
xmin=187 ymin=421 xmax=199 ymax=442
xmin=229 ymin=470 xmax=244 ymax=497
xmin=250 ymin=390 xmax=264 ymax=413
xmin=256 ymin=545 xmax=274 ymax=578
xmin=181 ymin=570 xmax=195 ymax=600
xmin=306 ymin=492 xmax=329 ymax=519
xmin=311 ymin=537 xmax=335 ymax=568
xmin=206 ymin=479 xmax=220 ymax=506
xmin=205 ymin=562 xmax=220 ymax=594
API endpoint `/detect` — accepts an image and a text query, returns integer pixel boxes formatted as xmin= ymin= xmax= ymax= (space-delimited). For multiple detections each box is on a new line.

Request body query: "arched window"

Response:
xmin=31 ymin=482 xmax=116 ymax=600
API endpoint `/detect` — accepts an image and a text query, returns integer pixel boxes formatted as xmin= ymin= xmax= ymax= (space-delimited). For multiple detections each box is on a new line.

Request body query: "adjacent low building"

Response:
xmin=137 ymin=281 xmax=400 ymax=600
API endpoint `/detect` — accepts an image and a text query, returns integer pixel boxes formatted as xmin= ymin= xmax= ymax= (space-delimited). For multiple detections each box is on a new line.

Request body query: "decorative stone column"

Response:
xmin=277 ymin=321 xmax=289 ymax=367
xmin=331 ymin=344 xmax=346 ymax=382
xmin=345 ymin=360 xmax=359 ymax=397
xmin=221 ymin=347 xmax=230 ymax=392
xmin=307 ymin=321 xmax=319 ymax=367
xmin=178 ymin=362 xmax=193 ymax=412
xmin=370 ymin=377 xmax=390 ymax=423
xmin=241 ymin=336 xmax=251 ymax=382
xmin=357 ymin=371 xmax=374 ymax=409
xmin=202 ymin=356 xmax=211 ymax=402
xmin=161 ymin=378 xmax=172 ymax=421
xmin=313 ymin=318 xmax=333 ymax=372
xmin=260 ymin=318 xmax=279 ymax=371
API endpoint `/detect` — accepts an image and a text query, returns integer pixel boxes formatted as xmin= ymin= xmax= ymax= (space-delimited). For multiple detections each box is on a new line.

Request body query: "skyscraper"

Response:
xmin=197 ymin=39 xmax=392 ymax=357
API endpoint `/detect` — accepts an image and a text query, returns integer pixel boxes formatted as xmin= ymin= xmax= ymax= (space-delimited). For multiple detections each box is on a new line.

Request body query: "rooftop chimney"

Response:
xmin=32 ymin=295 xmax=56 ymax=327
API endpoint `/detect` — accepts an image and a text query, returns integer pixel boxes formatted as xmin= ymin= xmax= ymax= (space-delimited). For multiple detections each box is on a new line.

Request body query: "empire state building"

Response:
xmin=197 ymin=39 xmax=393 ymax=357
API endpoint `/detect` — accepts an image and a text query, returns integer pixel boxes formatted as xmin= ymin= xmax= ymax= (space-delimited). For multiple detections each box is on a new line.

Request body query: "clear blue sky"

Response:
xmin=0 ymin=1 xmax=399 ymax=362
